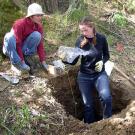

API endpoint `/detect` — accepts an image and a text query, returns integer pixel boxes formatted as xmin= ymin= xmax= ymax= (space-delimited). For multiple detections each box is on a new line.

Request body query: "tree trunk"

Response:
xmin=12 ymin=0 xmax=70 ymax=13
xmin=44 ymin=0 xmax=58 ymax=13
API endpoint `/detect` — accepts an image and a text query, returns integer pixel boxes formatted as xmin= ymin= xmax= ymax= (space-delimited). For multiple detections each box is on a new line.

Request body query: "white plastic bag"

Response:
xmin=57 ymin=46 xmax=90 ymax=63
xmin=105 ymin=61 xmax=114 ymax=76
xmin=52 ymin=59 xmax=65 ymax=70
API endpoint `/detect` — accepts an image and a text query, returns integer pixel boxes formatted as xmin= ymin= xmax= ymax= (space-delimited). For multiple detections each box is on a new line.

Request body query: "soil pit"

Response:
xmin=0 ymin=66 xmax=135 ymax=135
xmin=48 ymin=67 xmax=132 ymax=120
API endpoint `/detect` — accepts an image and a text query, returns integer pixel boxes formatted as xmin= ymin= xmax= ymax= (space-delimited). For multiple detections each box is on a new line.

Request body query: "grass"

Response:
xmin=42 ymin=1 xmax=89 ymax=53
xmin=0 ymin=104 xmax=48 ymax=134
xmin=112 ymin=12 xmax=128 ymax=27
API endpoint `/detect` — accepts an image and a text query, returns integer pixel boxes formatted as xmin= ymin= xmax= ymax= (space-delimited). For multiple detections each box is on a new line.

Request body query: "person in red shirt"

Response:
xmin=3 ymin=3 xmax=48 ymax=73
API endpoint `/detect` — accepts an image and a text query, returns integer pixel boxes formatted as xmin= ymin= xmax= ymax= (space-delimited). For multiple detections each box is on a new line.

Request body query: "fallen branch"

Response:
xmin=114 ymin=66 xmax=135 ymax=86
xmin=0 ymin=123 xmax=15 ymax=135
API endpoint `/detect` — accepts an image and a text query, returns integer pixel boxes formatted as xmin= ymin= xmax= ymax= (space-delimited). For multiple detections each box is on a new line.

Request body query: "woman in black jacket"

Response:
xmin=69 ymin=16 xmax=112 ymax=124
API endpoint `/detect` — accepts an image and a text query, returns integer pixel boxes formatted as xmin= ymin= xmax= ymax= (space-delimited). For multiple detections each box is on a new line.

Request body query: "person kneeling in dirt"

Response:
xmin=62 ymin=16 xmax=112 ymax=124
xmin=2 ymin=3 xmax=48 ymax=74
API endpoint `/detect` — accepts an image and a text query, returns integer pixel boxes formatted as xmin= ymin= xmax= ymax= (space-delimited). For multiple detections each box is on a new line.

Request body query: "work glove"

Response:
xmin=42 ymin=61 xmax=49 ymax=72
xmin=95 ymin=60 xmax=103 ymax=72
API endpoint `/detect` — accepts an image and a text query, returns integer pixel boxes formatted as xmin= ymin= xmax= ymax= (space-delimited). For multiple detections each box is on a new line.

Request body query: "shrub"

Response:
xmin=0 ymin=0 xmax=23 ymax=56
xmin=112 ymin=12 xmax=127 ymax=27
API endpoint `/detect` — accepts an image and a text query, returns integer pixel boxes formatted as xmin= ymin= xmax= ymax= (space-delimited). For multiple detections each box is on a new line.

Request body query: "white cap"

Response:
xmin=26 ymin=3 xmax=45 ymax=17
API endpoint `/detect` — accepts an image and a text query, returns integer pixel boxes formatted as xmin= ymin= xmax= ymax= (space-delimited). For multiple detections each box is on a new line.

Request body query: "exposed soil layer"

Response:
xmin=0 ymin=65 xmax=135 ymax=135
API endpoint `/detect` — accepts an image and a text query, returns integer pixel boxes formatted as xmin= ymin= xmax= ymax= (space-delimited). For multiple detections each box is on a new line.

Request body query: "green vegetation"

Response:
xmin=66 ymin=0 xmax=88 ymax=23
xmin=0 ymin=105 xmax=48 ymax=134
xmin=125 ymin=0 xmax=135 ymax=14
xmin=0 ymin=0 xmax=23 ymax=56
xmin=43 ymin=0 xmax=89 ymax=53
xmin=112 ymin=12 xmax=128 ymax=27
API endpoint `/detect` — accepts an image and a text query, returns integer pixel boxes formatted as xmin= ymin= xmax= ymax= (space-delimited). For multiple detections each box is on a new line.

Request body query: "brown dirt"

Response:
xmin=0 ymin=61 xmax=135 ymax=135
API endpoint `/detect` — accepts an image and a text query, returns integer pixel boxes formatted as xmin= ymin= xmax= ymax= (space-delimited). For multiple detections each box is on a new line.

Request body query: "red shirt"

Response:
xmin=12 ymin=17 xmax=46 ymax=62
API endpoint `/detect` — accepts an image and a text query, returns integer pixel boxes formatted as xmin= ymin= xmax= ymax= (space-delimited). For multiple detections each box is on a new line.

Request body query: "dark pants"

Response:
xmin=77 ymin=71 xmax=112 ymax=124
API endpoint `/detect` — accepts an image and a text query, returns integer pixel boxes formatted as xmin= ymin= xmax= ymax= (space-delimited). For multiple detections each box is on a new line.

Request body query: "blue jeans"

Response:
xmin=3 ymin=31 xmax=41 ymax=64
xmin=77 ymin=71 xmax=112 ymax=124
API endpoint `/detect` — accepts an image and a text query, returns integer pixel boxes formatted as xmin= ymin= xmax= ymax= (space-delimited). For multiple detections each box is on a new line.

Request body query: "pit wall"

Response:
xmin=48 ymin=66 xmax=133 ymax=120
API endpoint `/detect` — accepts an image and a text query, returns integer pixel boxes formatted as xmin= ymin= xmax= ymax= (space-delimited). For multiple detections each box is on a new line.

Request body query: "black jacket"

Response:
xmin=65 ymin=33 xmax=110 ymax=75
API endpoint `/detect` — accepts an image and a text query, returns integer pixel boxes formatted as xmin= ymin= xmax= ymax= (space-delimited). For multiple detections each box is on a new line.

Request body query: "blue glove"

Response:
xmin=22 ymin=62 xmax=30 ymax=71
xmin=13 ymin=61 xmax=30 ymax=71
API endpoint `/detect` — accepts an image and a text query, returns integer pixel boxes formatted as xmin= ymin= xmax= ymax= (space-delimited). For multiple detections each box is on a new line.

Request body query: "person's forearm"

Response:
xmin=62 ymin=56 xmax=80 ymax=65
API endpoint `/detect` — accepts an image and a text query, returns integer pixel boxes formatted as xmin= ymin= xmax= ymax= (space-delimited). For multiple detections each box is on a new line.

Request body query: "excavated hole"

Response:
xmin=48 ymin=67 xmax=131 ymax=122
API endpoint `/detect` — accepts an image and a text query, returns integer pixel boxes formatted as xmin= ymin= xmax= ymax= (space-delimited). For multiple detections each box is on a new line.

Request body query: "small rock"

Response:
xmin=31 ymin=109 xmax=40 ymax=116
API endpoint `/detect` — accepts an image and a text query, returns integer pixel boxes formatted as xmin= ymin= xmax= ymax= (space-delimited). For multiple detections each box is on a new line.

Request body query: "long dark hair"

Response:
xmin=79 ymin=16 xmax=96 ymax=45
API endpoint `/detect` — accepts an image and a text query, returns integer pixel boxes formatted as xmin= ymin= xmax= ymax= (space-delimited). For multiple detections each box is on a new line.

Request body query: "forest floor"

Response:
xmin=0 ymin=1 xmax=135 ymax=135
